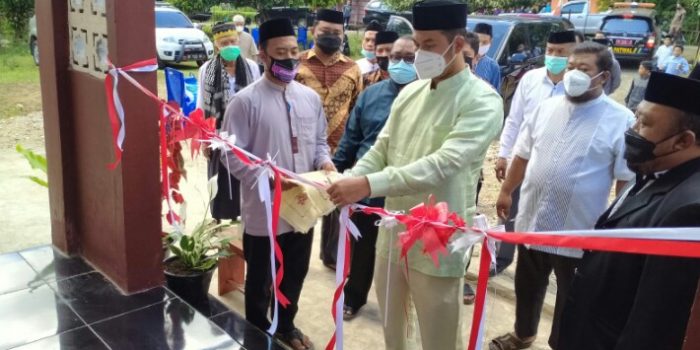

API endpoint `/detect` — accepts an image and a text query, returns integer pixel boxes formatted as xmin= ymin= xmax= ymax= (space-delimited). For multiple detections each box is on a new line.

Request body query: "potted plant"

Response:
xmin=163 ymin=219 xmax=232 ymax=302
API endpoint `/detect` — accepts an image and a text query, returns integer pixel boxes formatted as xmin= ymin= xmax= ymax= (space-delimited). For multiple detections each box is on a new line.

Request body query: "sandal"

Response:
xmin=343 ymin=305 xmax=358 ymax=320
xmin=463 ymin=283 xmax=476 ymax=305
xmin=275 ymin=328 xmax=314 ymax=350
xmin=489 ymin=332 xmax=534 ymax=350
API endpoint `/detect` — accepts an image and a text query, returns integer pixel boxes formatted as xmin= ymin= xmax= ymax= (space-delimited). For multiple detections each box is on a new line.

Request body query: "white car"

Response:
xmin=155 ymin=4 xmax=214 ymax=67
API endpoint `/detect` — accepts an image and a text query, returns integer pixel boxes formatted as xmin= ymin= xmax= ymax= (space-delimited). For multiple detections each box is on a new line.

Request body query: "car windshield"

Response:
xmin=466 ymin=20 xmax=510 ymax=59
xmin=156 ymin=11 xmax=193 ymax=28
xmin=602 ymin=18 xmax=650 ymax=35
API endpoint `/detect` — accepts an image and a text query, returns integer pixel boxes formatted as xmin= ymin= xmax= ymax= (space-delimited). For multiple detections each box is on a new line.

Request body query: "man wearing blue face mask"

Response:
xmin=356 ymin=20 xmax=385 ymax=87
xmin=327 ymin=1 xmax=503 ymax=348
xmin=471 ymin=23 xmax=501 ymax=92
xmin=491 ymin=30 xmax=576 ymax=279
xmin=491 ymin=41 xmax=636 ymax=350
xmin=333 ymin=32 xmax=412 ymax=321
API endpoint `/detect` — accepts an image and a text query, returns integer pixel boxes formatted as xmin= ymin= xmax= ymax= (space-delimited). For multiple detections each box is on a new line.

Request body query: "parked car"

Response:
xmin=363 ymin=0 xmax=412 ymax=27
xmin=29 ymin=4 xmax=215 ymax=68
xmin=387 ymin=15 xmax=574 ymax=116
xmin=28 ymin=15 xmax=39 ymax=65
xmin=558 ymin=0 xmax=607 ymax=37
xmin=600 ymin=4 xmax=659 ymax=62
xmin=155 ymin=3 xmax=214 ymax=67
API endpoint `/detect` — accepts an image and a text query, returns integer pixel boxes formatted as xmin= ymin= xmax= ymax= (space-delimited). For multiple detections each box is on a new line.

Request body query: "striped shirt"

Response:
xmin=514 ymin=94 xmax=635 ymax=258
xmin=474 ymin=55 xmax=501 ymax=92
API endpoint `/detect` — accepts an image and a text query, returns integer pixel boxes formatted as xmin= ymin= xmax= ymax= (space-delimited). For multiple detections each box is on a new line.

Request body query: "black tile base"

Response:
xmin=0 ymin=252 xmax=42 ymax=295
xmin=0 ymin=284 xmax=84 ymax=349
xmin=1 ymin=245 xmax=278 ymax=350
xmin=51 ymin=272 xmax=174 ymax=324
xmin=212 ymin=312 xmax=288 ymax=350
xmin=91 ymin=298 xmax=239 ymax=349
xmin=10 ymin=327 xmax=108 ymax=350
xmin=20 ymin=245 xmax=93 ymax=283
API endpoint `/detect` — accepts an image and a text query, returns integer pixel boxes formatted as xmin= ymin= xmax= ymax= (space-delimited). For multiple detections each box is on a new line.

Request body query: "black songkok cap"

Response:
xmin=645 ymin=72 xmax=700 ymax=115
xmin=316 ymin=9 xmax=344 ymax=25
xmin=259 ymin=18 xmax=296 ymax=44
xmin=212 ymin=22 xmax=236 ymax=35
xmin=366 ymin=20 xmax=384 ymax=32
xmin=548 ymin=30 xmax=576 ymax=44
xmin=473 ymin=23 xmax=492 ymax=37
xmin=592 ymin=38 xmax=610 ymax=46
xmin=375 ymin=31 xmax=399 ymax=46
xmin=413 ymin=0 xmax=468 ymax=31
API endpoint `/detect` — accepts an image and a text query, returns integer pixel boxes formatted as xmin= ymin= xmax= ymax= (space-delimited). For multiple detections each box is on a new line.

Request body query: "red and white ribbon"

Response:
xmin=104 ymin=58 xmax=158 ymax=169
xmin=106 ymin=64 xmax=700 ymax=350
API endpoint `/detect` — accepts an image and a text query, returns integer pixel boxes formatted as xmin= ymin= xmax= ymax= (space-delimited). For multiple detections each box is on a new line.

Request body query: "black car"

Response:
xmin=601 ymin=7 xmax=659 ymax=62
xmin=362 ymin=0 xmax=412 ymax=27
xmin=387 ymin=14 xmax=574 ymax=116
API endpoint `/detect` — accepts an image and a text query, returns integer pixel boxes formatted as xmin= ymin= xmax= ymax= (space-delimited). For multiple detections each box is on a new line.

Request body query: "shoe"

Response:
xmin=463 ymin=283 xmax=476 ymax=305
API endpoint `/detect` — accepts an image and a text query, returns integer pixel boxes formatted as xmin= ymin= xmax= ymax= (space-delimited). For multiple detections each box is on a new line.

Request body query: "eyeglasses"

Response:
xmin=389 ymin=55 xmax=415 ymax=64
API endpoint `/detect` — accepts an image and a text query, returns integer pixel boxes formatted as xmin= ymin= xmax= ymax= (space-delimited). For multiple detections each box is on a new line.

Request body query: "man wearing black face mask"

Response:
xmin=220 ymin=18 xmax=335 ymax=350
xmin=559 ymin=72 xmax=700 ymax=350
xmin=296 ymin=8 xmax=362 ymax=270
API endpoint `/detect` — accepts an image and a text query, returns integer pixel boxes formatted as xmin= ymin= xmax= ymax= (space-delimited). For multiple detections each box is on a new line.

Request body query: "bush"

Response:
xmin=0 ymin=0 xmax=34 ymax=39
xmin=210 ymin=5 xmax=257 ymax=24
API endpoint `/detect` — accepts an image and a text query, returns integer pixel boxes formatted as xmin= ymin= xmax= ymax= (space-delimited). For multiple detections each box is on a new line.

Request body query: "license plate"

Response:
xmin=185 ymin=54 xmax=206 ymax=60
xmin=615 ymin=39 xmax=634 ymax=46
xmin=613 ymin=47 xmax=636 ymax=54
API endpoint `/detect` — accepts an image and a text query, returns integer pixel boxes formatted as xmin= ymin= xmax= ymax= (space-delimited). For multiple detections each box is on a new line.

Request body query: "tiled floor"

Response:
xmin=0 ymin=245 xmax=285 ymax=350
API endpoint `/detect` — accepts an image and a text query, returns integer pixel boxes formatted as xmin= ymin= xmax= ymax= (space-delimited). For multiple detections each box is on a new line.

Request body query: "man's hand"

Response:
xmin=327 ymin=176 xmax=371 ymax=206
xmin=495 ymin=157 xmax=508 ymax=182
xmin=320 ymin=162 xmax=337 ymax=173
xmin=496 ymin=190 xmax=513 ymax=221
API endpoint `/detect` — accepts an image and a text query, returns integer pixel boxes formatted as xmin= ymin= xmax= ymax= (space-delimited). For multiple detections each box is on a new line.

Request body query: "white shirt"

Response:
xmin=654 ymin=45 xmax=673 ymax=69
xmin=356 ymin=57 xmax=378 ymax=75
xmin=498 ymin=67 xmax=565 ymax=159
xmin=514 ymin=94 xmax=636 ymax=258
xmin=196 ymin=58 xmax=261 ymax=110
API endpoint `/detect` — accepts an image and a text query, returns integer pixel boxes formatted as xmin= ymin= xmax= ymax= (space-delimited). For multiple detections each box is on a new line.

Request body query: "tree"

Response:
xmin=0 ymin=0 xmax=34 ymax=39
xmin=166 ymin=0 xmax=219 ymax=15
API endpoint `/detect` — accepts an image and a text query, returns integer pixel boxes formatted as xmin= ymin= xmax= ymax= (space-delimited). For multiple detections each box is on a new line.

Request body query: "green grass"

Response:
xmin=0 ymin=41 xmax=41 ymax=118
xmin=347 ymin=30 xmax=363 ymax=60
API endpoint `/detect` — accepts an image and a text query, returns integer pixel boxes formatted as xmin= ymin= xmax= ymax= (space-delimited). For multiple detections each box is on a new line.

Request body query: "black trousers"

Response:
xmin=243 ymin=230 xmax=313 ymax=334
xmin=514 ymin=246 xmax=579 ymax=349
xmin=343 ymin=212 xmax=380 ymax=309
xmin=495 ymin=185 xmax=520 ymax=271
xmin=320 ymin=210 xmax=340 ymax=266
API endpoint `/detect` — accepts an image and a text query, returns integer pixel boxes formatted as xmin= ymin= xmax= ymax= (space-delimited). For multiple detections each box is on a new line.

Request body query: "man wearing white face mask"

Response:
xmin=490 ymin=41 xmax=636 ymax=350
xmin=491 ymin=30 xmax=576 ymax=278
xmin=472 ymin=23 xmax=501 ymax=91
xmin=327 ymin=1 xmax=503 ymax=349
xmin=232 ymin=14 xmax=258 ymax=61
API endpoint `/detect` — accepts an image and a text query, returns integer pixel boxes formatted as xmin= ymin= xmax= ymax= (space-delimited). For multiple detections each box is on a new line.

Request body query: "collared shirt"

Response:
xmin=474 ymin=55 xmax=502 ymax=92
xmin=296 ymin=50 xmax=363 ymax=152
xmin=236 ymin=31 xmax=258 ymax=61
xmin=356 ymin=57 xmax=378 ymax=75
xmin=220 ymin=77 xmax=332 ymax=237
xmin=662 ymin=55 xmax=690 ymax=76
xmin=334 ymin=79 xmax=401 ymax=207
xmin=654 ymin=45 xmax=673 ymax=69
xmin=498 ymin=67 xmax=564 ymax=159
xmin=514 ymin=94 xmax=636 ymax=258
xmin=350 ymin=68 xmax=503 ymax=277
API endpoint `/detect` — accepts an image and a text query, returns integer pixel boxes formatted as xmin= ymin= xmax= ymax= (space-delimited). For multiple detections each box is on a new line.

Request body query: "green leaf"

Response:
xmin=169 ymin=245 xmax=183 ymax=258
xmin=27 ymin=176 xmax=48 ymax=188
xmin=180 ymin=235 xmax=193 ymax=251
xmin=15 ymin=144 xmax=47 ymax=173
